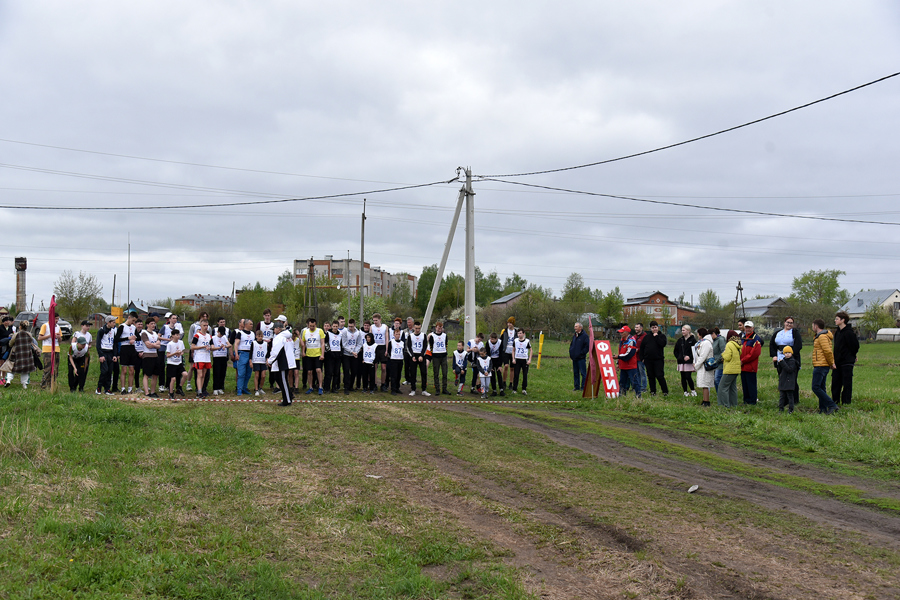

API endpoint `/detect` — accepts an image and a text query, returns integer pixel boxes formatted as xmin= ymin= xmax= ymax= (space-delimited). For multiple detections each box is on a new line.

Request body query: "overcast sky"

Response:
xmin=1 ymin=1 xmax=898 ymax=312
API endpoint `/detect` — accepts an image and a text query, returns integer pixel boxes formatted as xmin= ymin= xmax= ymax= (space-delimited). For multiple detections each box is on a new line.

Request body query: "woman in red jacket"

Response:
xmin=740 ymin=321 xmax=763 ymax=404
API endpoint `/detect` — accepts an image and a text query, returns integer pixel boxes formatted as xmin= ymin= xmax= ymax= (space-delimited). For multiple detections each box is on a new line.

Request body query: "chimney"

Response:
xmin=15 ymin=257 xmax=26 ymax=310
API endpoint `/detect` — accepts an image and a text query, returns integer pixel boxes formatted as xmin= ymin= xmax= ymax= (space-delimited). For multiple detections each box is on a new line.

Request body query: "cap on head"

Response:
xmin=276 ymin=314 xmax=287 ymax=322
xmin=617 ymin=325 xmax=631 ymax=334
xmin=744 ymin=321 xmax=754 ymax=329
xmin=106 ymin=315 xmax=117 ymax=323
xmin=76 ymin=336 xmax=87 ymax=345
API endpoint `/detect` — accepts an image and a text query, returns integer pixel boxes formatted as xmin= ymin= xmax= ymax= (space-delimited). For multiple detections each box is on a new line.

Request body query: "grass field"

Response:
xmin=1 ymin=336 xmax=898 ymax=598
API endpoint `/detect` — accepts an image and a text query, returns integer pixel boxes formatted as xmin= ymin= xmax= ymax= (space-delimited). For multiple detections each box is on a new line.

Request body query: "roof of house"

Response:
xmin=838 ymin=289 xmax=900 ymax=314
xmin=491 ymin=290 xmax=525 ymax=305
xmin=625 ymin=291 xmax=668 ymax=304
xmin=741 ymin=296 xmax=784 ymax=309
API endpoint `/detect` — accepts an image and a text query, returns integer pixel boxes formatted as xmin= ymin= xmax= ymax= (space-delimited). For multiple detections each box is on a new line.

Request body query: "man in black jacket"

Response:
xmin=639 ymin=321 xmax=669 ymax=395
xmin=569 ymin=322 xmax=589 ymax=391
xmin=831 ymin=311 xmax=859 ymax=405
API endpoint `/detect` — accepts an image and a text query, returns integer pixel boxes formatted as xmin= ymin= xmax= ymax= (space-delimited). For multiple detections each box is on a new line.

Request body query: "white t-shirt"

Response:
xmin=166 ymin=340 xmax=185 ymax=366
xmin=238 ymin=330 xmax=254 ymax=351
xmin=362 ymin=342 xmax=377 ymax=364
xmin=211 ymin=334 xmax=229 ymax=358
xmin=140 ymin=330 xmax=158 ymax=356
xmin=192 ymin=332 xmax=212 ymax=363
xmin=252 ymin=340 xmax=268 ymax=364
xmin=259 ymin=321 xmax=275 ymax=341
xmin=514 ymin=338 xmax=531 ymax=361
xmin=370 ymin=324 xmax=388 ymax=347
xmin=389 ymin=338 xmax=405 ymax=360
xmin=77 ymin=331 xmax=93 ymax=348
xmin=430 ymin=332 xmax=447 ymax=355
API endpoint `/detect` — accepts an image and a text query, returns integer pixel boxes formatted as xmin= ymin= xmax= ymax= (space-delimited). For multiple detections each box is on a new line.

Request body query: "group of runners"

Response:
xmin=3 ymin=309 xmax=535 ymax=405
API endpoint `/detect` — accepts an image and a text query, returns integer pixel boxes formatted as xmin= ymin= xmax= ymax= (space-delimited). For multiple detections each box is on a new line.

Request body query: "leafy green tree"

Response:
xmin=416 ymin=264 xmax=438 ymax=314
xmin=790 ymin=269 xmax=849 ymax=308
xmin=698 ymin=289 xmax=721 ymax=312
xmin=561 ymin=273 xmax=592 ymax=303
xmin=859 ymin=303 xmax=894 ymax=336
xmin=53 ymin=270 xmax=104 ymax=322
xmin=475 ymin=268 xmax=503 ymax=305
xmin=234 ymin=283 xmax=275 ymax=322
xmin=340 ymin=294 xmax=390 ymax=324
xmin=502 ymin=273 xmax=528 ymax=295
xmin=597 ymin=287 xmax=624 ymax=326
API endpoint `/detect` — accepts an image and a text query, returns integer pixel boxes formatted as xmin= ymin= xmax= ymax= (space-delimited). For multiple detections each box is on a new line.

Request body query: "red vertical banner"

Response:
xmin=594 ymin=340 xmax=619 ymax=398
xmin=49 ymin=294 xmax=58 ymax=392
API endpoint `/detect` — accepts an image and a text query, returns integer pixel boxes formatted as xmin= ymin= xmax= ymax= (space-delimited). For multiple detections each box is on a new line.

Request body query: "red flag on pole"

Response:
xmin=49 ymin=295 xmax=58 ymax=392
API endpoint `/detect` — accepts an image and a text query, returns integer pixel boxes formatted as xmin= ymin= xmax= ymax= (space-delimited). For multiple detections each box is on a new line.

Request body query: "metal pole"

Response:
xmin=422 ymin=187 xmax=466 ymax=332
xmin=464 ymin=167 xmax=476 ymax=342
xmin=359 ymin=199 xmax=366 ymax=324
xmin=347 ymin=250 xmax=351 ymax=316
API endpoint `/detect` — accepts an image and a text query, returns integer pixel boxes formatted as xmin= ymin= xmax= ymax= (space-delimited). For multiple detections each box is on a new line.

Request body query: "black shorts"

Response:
xmin=375 ymin=345 xmax=387 ymax=364
xmin=501 ymin=353 xmax=513 ymax=365
xmin=253 ymin=363 xmax=268 ymax=372
xmin=142 ymin=355 xmax=158 ymax=374
xmin=166 ymin=363 xmax=184 ymax=382
xmin=302 ymin=356 xmax=321 ymax=371
xmin=119 ymin=345 xmax=139 ymax=367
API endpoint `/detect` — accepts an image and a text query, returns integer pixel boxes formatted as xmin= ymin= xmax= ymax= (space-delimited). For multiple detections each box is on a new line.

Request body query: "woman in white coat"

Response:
xmin=268 ymin=321 xmax=297 ymax=406
xmin=692 ymin=327 xmax=715 ymax=408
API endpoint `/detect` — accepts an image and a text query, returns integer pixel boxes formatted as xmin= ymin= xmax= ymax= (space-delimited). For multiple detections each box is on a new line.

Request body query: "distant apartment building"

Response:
xmin=292 ymin=256 xmax=417 ymax=299
xmin=175 ymin=294 xmax=235 ymax=309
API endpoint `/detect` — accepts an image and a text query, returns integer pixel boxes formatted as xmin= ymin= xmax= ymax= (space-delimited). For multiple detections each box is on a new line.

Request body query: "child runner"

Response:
xmin=95 ymin=315 xmax=118 ymax=395
xmin=466 ymin=332 xmax=485 ymax=393
xmin=500 ymin=317 xmax=517 ymax=389
xmin=291 ymin=327 xmax=301 ymax=395
xmin=388 ymin=328 xmax=405 ymax=395
xmin=166 ymin=330 xmax=188 ymax=398
xmin=476 ymin=347 xmax=493 ymax=399
xmin=356 ymin=320 xmax=371 ymax=390
xmin=341 ymin=319 xmax=363 ymax=395
xmin=325 ymin=320 xmax=343 ymax=393
xmin=370 ymin=313 xmax=389 ymax=391
xmin=405 ymin=320 xmax=430 ymax=396
xmin=487 ymin=332 xmax=505 ymax=396
xmin=186 ymin=311 xmax=209 ymax=392
xmin=251 ymin=329 xmax=269 ymax=396
xmin=510 ymin=328 xmax=532 ymax=395
xmin=211 ymin=325 xmax=231 ymax=396
xmin=428 ymin=322 xmax=449 ymax=395
xmin=190 ymin=319 xmax=212 ymax=399
xmin=114 ymin=312 xmax=139 ymax=394
xmin=67 ymin=335 xmax=91 ymax=393
xmin=301 ymin=317 xmax=325 ymax=395
xmin=140 ymin=318 xmax=161 ymax=397
xmin=361 ymin=332 xmax=377 ymax=393
xmin=452 ymin=341 xmax=468 ymax=396
xmin=133 ymin=319 xmax=145 ymax=390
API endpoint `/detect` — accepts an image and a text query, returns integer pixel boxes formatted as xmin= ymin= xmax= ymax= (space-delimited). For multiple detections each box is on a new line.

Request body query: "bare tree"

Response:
xmin=53 ymin=270 xmax=103 ymax=322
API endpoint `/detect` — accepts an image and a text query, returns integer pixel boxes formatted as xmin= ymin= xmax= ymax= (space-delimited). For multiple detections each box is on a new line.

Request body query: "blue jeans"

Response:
xmin=572 ymin=357 xmax=586 ymax=390
xmin=636 ymin=360 xmax=647 ymax=394
xmin=714 ymin=366 xmax=723 ymax=391
xmin=619 ymin=369 xmax=641 ymax=397
xmin=237 ymin=350 xmax=252 ymax=394
xmin=812 ymin=366 xmax=837 ymax=412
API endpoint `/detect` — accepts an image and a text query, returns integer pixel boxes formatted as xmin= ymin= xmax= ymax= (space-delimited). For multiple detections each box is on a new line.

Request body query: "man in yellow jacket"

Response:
xmin=811 ymin=319 xmax=839 ymax=415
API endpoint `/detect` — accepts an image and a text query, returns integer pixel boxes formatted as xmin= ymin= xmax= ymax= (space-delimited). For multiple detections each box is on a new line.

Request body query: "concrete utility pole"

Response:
xmin=359 ymin=199 xmax=366 ymax=324
xmin=422 ymin=188 xmax=466 ymax=332
xmin=463 ymin=167 xmax=476 ymax=342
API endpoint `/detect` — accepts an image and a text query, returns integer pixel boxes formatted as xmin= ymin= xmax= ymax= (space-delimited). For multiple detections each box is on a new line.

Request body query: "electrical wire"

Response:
xmin=0 ymin=177 xmax=459 ymax=210
xmin=481 ymin=178 xmax=900 ymax=226
xmin=475 ymin=71 xmax=900 ymax=178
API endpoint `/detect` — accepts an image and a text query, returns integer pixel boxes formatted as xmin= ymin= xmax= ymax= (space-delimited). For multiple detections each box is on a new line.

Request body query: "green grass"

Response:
xmin=0 ymin=390 xmax=534 ymax=599
xmin=526 ymin=339 xmax=900 ymax=476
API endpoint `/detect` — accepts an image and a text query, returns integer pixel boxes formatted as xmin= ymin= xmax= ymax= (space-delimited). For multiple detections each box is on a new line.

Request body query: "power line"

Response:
xmin=0 ymin=178 xmax=459 ymax=210
xmin=0 ymin=137 xmax=412 ymax=186
xmin=482 ymin=178 xmax=900 ymax=226
xmin=476 ymin=71 xmax=900 ymax=178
